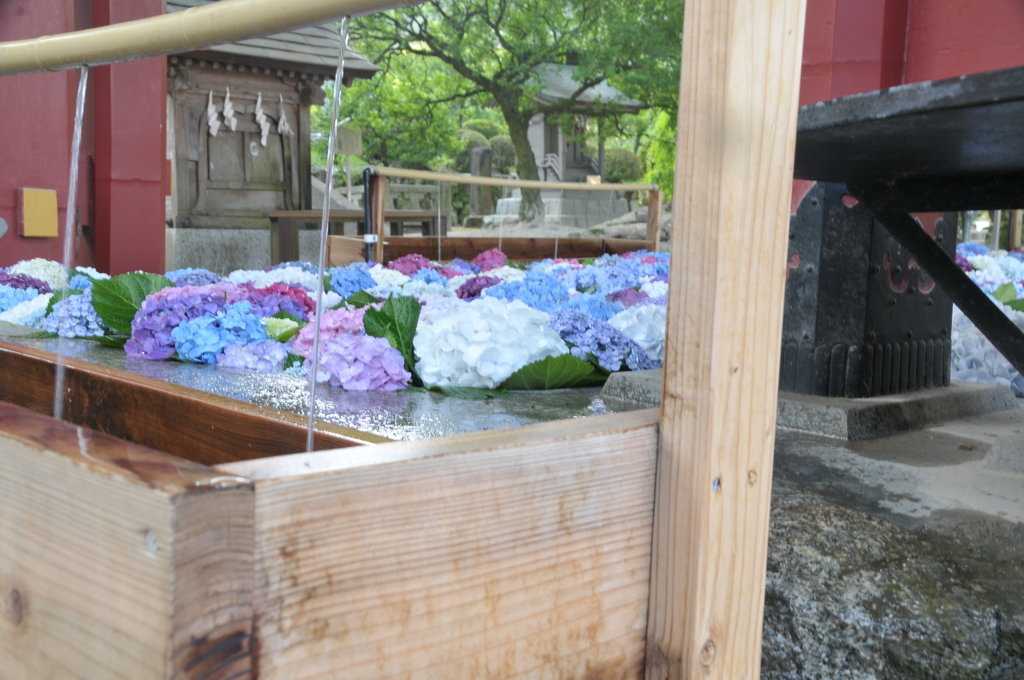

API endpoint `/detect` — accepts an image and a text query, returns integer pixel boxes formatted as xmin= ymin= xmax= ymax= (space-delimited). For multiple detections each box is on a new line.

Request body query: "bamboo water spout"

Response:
xmin=0 ymin=0 xmax=422 ymax=76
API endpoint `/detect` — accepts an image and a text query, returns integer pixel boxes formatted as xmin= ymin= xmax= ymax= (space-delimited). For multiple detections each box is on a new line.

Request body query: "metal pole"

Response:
xmin=363 ymin=166 xmax=373 ymax=263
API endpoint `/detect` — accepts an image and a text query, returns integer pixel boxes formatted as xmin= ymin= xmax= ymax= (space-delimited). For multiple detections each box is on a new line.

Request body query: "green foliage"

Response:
xmin=604 ymin=147 xmax=643 ymax=185
xmin=91 ymin=273 xmax=174 ymax=335
xmin=285 ymin=352 xmax=305 ymax=371
xmin=462 ymin=118 xmax=505 ymax=140
xmin=363 ymin=295 xmax=421 ymax=383
xmin=994 ymin=283 xmax=1017 ymax=304
xmin=488 ymin=134 xmax=516 ymax=174
xmin=641 ymin=111 xmax=677 ymax=200
xmin=503 ymin=354 xmax=600 ymax=390
xmin=454 ymin=129 xmax=491 ymax=173
xmin=344 ymin=291 xmax=384 ymax=308
xmin=265 ymin=317 xmax=302 ymax=343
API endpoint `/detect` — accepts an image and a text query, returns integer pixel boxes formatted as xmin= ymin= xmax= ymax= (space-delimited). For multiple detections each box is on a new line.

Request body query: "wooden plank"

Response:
xmin=646 ymin=188 xmax=662 ymax=252
xmin=0 ymin=401 xmax=255 ymax=680
xmin=0 ymin=341 xmax=383 ymax=467
xmin=222 ymin=410 xmax=658 ymax=679
xmin=647 ymin=0 xmax=807 ymax=678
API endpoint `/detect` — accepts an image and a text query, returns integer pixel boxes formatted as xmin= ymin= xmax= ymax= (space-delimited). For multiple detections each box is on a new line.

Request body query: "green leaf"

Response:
xmin=1007 ymin=299 xmax=1024 ymax=313
xmin=266 ymin=317 xmax=303 ymax=343
xmin=45 ymin=288 xmax=84 ymax=317
xmin=503 ymin=354 xmax=598 ymax=390
xmin=429 ymin=385 xmax=508 ymax=400
xmin=21 ymin=331 xmax=59 ymax=339
xmin=91 ymin=273 xmax=174 ymax=334
xmin=272 ymin=310 xmax=302 ymax=323
xmin=994 ymin=283 xmax=1018 ymax=304
xmin=285 ymin=352 xmax=306 ymax=371
xmin=86 ymin=334 xmax=130 ymax=348
xmin=363 ymin=295 xmax=421 ymax=381
xmin=345 ymin=290 xmax=384 ymax=309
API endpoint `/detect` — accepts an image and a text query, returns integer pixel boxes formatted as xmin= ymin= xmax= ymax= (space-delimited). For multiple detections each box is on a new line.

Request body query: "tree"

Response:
xmin=353 ymin=0 xmax=682 ymax=221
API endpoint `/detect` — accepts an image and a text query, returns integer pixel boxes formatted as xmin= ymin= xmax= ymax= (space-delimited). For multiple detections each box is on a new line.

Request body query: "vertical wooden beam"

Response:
xmin=646 ymin=188 xmax=663 ymax=252
xmin=1010 ymin=209 xmax=1021 ymax=250
xmin=647 ymin=0 xmax=807 ymax=678
xmin=371 ymin=174 xmax=387 ymax=263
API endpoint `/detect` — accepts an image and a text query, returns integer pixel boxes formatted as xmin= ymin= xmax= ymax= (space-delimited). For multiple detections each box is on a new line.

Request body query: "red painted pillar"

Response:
xmin=92 ymin=0 xmax=165 ymax=276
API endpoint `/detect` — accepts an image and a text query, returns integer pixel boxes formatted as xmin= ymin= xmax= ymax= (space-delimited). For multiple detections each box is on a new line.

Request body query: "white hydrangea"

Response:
xmin=640 ymin=280 xmax=669 ymax=298
xmin=967 ymin=255 xmax=998 ymax=272
xmin=414 ymin=297 xmax=567 ymax=388
xmin=951 ymin=304 xmax=1024 ymax=396
xmin=486 ymin=265 xmax=528 ymax=282
xmin=74 ymin=266 xmax=110 ymax=280
xmin=227 ymin=266 xmax=320 ymax=291
xmin=368 ymin=267 xmax=410 ymax=288
xmin=227 ymin=269 xmax=264 ymax=285
xmin=608 ymin=304 xmax=667 ymax=362
xmin=417 ymin=297 xmax=466 ymax=330
xmin=8 ymin=258 xmax=68 ymax=289
xmin=400 ymin=280 xmax=452 ymax=300
xmin=0 ymin=292 xmax=52 ymax=325
xmin=967 ymin=267 xmax=1008 ymax=292
xmin=321 ymin=290 xmax=342 ymax=309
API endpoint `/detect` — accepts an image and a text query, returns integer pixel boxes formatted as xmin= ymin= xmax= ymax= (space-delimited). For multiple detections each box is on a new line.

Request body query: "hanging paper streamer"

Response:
xmin=223 ymin=88 xmax=238 ymax=132
xmin=277 ymin=94 xmax=294 ymax=136
xmin=206 ymin=90 xmax=221 ymax=136
xmin=254 ymin=93 xmax=271 ymax=146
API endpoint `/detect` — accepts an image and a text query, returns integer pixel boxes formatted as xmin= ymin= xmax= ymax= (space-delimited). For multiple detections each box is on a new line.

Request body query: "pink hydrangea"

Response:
xmin=314 ymin=334 xmax=410 ymax=391
xmin=435 ymin=266 xmax=465 ymax=280
xmin=388 ymin=253 xmax=433 ymax=276
xmin=289 ymin=306 xmax=368 ymax=357
xmin=472 ymin=248 xmax=507 ymax=272
xmin=606 ymin=288 xmax=650 ymax=308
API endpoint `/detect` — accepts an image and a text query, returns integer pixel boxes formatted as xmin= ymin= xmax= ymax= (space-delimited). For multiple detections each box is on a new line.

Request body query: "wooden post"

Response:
xmin=370 ymin=174 xmax=387 ymax=263
xmin=647 ymin=0 xmax=807 ymax=677
xmin=1010 ymin=209 xmax=1022 ymax=250
xmin=646 ymin=188 xmax=663 ymax=252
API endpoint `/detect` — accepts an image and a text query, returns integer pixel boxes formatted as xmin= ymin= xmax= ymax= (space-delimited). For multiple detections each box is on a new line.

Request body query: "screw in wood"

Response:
xmin=712 ymin=478 xmax=722 ymax=493
xmin=700 ymin=639 xmax=716 ymax=667
xmin=7 ymin=588 xmax=23 ymax=626
xmin=748 ymin=469 xmax=758 ymax=485
xmin=145 ymin=530 xmax=159 ymax=554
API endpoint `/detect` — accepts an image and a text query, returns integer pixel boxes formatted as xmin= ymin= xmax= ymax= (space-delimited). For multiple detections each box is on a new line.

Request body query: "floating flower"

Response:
xmin=606 ymin=288 xmax=649 ymax=308
xmin=166 ymin=267 xmax=222 ymax=287
xmin=0 ymin=292 xmax=52 ymax=326
xmin=560 ymin=293 xmax=622 ymax=321
xmin=414 ymin=297 xmax=567 ymax=388
xmin=313 ymin=334 xmax=410 ymax=391
xmin=388 ymin=253 xmax=433 ymax=276
xmin=482 ymin=271 xmax=569 ymax=313
xmin=171 ymin=301 xmax=267 ymax=364
xmin=548 ymin=309 xmax=659 ymax=372
xmin=289 ymin=306 xmax=369 ymax=357
xmin=217 ymin=340 xmax=289 ymax=372
xmin=0 ymin=284 xmax=40 ymax=314
xmin=0 ymin=271 xmax=52 ymax=294
xmin=329 ymin=263 xmax=377 ymax=298
xmin=126 ymin=281 xmax=247 ymax=360
xmin=242 ymin=282 xmax=316 ymax=320
xmin=7 ymin=258 xmax=67 ymax=289
xmin=456 ymin=276 xmax=500 ymax=300
xmin=43 ymin=288 xmax=110 ymax=338
xmin=473 ymin=248 xmax=507 ymax=272
xmin=608 ymin=304 xmax=667 ymax=363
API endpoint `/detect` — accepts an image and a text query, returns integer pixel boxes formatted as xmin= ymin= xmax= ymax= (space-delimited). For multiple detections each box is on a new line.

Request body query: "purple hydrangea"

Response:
xmin=388 ymin=253 xmax=433 ymax=276
xmin=473 ymin=248 xmax=507 ymax=272
xmin=444 ymin=258 xmax=480 ymax=275
xmin=0 ymin=272 xmax=51 ymax=294
xmin=43 ymin=288 xmax=110 ymax=338
xmin=483 ymin=271 xmax=569 ymax=312
xmin=313 ymin=334 xmax=410 ymax=390
xmin=126 ymin=281 xmax=246 ymax=360
xmin=166 ymin=267 xmax=223 ymax=287
xmin=170 ymin=301 xmax=268 ymax=364
xmin=456 ymin=275 xmax=501 ymax=300
xmin=955 ymin=253 xmax=973 ymax=272
xmin=606 ymin=288 xmax=649 ymax=308
xmin=548 ymin=309 xmax=659 ymax=372
xmin=329 ymin=263 xmax=377 ymax=298
xmin=241 ymin=282 xmax=315 ymax=321
xmin=217 ymin=340 xmax=289 ymax=372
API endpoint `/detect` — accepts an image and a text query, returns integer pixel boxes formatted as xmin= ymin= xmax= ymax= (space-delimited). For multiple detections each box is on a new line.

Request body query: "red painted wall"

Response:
xmin=0 ymin=0 xmax=78 ymax=267
xmin=92 ymin=0 xmax=165 ymax=276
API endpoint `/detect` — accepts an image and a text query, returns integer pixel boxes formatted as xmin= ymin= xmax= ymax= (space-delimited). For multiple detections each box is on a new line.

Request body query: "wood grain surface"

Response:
xmin=647 ymin=0 xmax=808 ymax=678
xmin=0 ymin=401 xmax=254 ymax=680
xmin=245 ymin=410 xmax=659 ymax=679
xmin=0 ymin=340 xmax=382 ymax=467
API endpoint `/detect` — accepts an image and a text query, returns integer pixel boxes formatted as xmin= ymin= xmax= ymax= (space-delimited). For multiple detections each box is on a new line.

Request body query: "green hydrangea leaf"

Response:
xmin=503 ymin=354 xmax=598 ymax=390
xmin=91 ymin=273 xmax=174 ymax=334
xmin=266 ymin=317 xmax=302 ymax=342
xmin=994 ymin=283 xmax=1018 ymax=304
xmin=285 ymin=352 xmax=306 ymax=371
xmin=1006 ymin=299 xmax=1024 ymax=313
xmin=363 ymin=295 xmax=421 ymax=381
xmin=345 ymin=290 xmax=383 ymax=309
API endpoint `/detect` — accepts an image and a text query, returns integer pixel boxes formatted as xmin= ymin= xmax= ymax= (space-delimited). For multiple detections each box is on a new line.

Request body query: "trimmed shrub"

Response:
xmin=604 ymin=147 xmax=643 ymax=185
xmin=488 ymin=134 xmax=516 ymax=174
xmin=454 ymin=129 xmax=490 ymax=173
xmin=462 ymin=118 xmax=505 ymax=141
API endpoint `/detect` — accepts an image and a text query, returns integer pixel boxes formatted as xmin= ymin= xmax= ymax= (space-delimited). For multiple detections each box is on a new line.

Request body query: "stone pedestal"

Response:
xmin=781 ymin=182 xmax=957 ymax=397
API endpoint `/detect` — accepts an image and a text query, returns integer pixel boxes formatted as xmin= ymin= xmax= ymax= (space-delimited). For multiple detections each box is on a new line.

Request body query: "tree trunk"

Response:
xmin=504 ymin=109 xmax=544 ymax=223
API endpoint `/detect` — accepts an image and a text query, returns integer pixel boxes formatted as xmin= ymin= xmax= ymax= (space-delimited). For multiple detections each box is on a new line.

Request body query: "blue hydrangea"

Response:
xmin=68 ymin=274 xmax=95 ymax=290
xmin=957 ymin=243 xmax=990 ymax=257
xmin=412 ymin=268 xmax=447 ymax=286
xmin=548 ymin=309 xmax=659 ymax=372
xmin=558 ymin=293 xmax=623 ymax=321
xmin=166 ymin=267 xmax=222 ymax=287
xmin=171 ymin=301 xmax=268 ymax=364
xmin=446 ymin=258 xmax=480 ymax=275
xmin=271 ymin=260 xmax=318 ymax=274
xmin=0 ymin=284 xmax=40 ymax=314
xmin=329 ymin=263 xmax=377 ymax=298
xmin=43 ymin=288 xmax=109 ymax=338
xmin=17 ymin=306 xmax=49 ymax=330
xmin=482 ymin=271 xmax=569 ymax=313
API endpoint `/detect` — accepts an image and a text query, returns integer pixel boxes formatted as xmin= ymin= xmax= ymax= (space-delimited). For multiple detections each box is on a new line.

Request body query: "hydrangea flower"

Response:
xmin=43 ymin=288 xmax=110 ymax=338
xmin=217 ymin=340 xmax=289 ymax=372
xmin=388 ymin=253 xmax=433 ymax=276
xmin=313 ymin=334 xmax=411 ymax=391
xmin=289 ymin=306 xmax=369 ymax=357
xmin=68 ymin=274 xmax=95 ymax=290
xmin=456 ymin=276 xmax=500 ymax=300
xmin=7 ymin=259 xmax=68 ymax=289
xmin=957 ymin=242 xmax=990 ymax=257
xmin=640 ymin=280 xmax=669 ymax=299
xmin=400 ymin=280 xmax=451 ymax=301
xmin=0 ymin=284 xmax=40 ymax=314
xmin=482 ymin=271 xmax=569 ymax=313
xmin=0 ymin=271 xmax=52 ymax=294
xmin=74 ymin=266 xmax=109 ymax=281
xmin=367 ymin=266 xmax=411 ymax=299
xmin=166 ymin=267 xmax=222 ymax=287
xmin=560 ymin=293 xmax=622 ymax=321
xmin=270 ymin=260 xmax=318 ymax=274
xmin=606 ymin=288 xmax=649 ymax=308
xmin=412 ymin=268 xmax=447 ymax=287
xmin=417 ymin=297 xmax=466 ymax=330
xmin=228 ymin=266 xmax=319 ymax=291
xmin=473 ymin=248 xmax=507 ymax=272
xmin=435 ymin=266 xmax=468 ymax=280
xmin=0 ymin=292 xmax=52 ymax=326
xmin=444 ymin=258 xmax=480 ymax=275
xmin=951 ymin=304 xmax=1024 ymax=396
xmin=171 ymin=301 xmax=268 ymax=364
xmin=329 ymin=263 xmax=378 ymax=298
xmin=414 ymin=297 xmax=567 ymax=388
xmin=126 ymin=281 xmax=247 ymax=360
xmin=242 ymin=282 xmax=315 ymax=321
xmin=955 ymin=253 xmax=973 ymax=272
xmin=548 ymin=309 xmax=659 ymax=372
xmin=608 ymin=304 xmax=667 ymax=363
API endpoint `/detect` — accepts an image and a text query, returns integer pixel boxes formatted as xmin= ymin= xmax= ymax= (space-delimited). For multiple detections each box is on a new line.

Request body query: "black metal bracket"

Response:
xmin=849 ymin=179 xmax=1024 ymax=377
